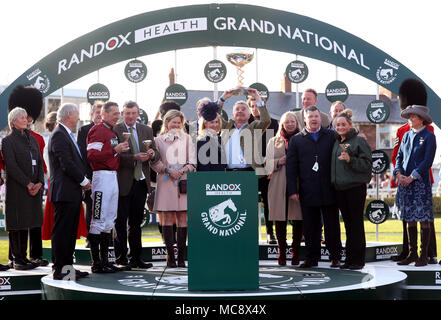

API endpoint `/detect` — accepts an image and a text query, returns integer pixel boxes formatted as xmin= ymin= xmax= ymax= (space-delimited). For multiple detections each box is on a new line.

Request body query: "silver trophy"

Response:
xmin=226 ymin=49 xmax=254 ymax=95
xmin=143 ymin=139 xmax=152 ymax=149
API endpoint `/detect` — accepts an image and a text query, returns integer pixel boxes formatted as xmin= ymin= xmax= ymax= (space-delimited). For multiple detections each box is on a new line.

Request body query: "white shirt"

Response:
xmin=225 ymin=122 xmax=249 ymax=169
xmin=59 ymin=122 xmax=89 ymax=187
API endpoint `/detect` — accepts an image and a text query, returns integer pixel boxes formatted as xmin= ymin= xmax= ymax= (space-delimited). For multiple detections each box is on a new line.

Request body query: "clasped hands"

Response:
xmin=27 ymin=182 xmax=43 ymax=196
xmin=396 ymin=172 xmax=414 ymax=188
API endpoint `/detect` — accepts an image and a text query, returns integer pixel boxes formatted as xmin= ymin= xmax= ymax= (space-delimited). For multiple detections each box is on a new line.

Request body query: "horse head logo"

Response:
xmin=209 ymin=198 xmax=237 ymax=226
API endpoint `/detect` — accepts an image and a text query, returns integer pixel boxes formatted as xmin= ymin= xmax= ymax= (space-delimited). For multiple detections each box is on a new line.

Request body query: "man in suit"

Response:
xmin=286 ymin=106 xmax=342 ymax=268
xmin=293 ymin=88 xmax=330 ymax=131
xmin=77 ymin=101 xmax=103 ymax=238
xmin=113 ymin=101 xmax=159 ymax=269
xmin=48 ymin=103 xmax=91 ymax=280
xmin=219 ymin=88 xmax=270 ymax=175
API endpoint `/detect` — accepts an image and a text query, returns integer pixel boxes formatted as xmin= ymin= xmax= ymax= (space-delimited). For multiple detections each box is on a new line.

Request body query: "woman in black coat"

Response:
xmin=2 ymin=107 xmax=44 ymax=270
xmin=196 ymin=102 xmax=227 ymax=172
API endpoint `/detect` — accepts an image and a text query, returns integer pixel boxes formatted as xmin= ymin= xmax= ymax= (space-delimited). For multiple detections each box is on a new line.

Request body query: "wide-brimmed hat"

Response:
xmin=400 ymin=105 xmax=432 ymax=124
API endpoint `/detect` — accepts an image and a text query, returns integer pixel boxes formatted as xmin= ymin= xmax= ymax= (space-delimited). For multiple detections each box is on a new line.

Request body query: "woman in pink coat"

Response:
xmin=151 ymin=110 xmax=196 ymax=268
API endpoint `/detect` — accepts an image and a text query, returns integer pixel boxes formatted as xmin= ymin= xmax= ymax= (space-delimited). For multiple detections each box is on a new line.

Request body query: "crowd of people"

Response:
xmin=0 ymin=76 xmax=437 ymax=279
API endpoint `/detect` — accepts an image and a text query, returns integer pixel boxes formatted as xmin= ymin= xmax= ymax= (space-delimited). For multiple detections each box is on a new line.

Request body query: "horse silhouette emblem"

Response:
xmin=209 ymin=198 xmax=237 ymax=226
xmin=290 ymin=68 xmax=302 ymax=80
xmin=371 ymin=108 xmax=383 ymax=120
xmin=379 ymin=68 xmax=393 ymax=80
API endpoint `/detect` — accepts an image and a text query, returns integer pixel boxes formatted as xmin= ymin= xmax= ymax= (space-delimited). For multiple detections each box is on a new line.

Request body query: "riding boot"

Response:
xmin=392 ymin=221 xmax=409 ymax=261
xmin=163 ymin=226 xmax=176 ymax=268
xmin=275 ymin=221 xmax=287 ymax=266
xmin=415 ymin=227 xmax=431 ymax=267
xmin=291 ymin=221 xmax=303 ymax=266
xmin=101 ymin=233 xmax=121 ymax=272
xmin=397 ymin=225 xmax=418 ymax=265
xmin=99 ymin=233 xmax=116 ymax=273
xmin=173 ymin=224 xmax=177 ymax=244
xmin=177 ymin=227 xmax=187 ymax=268
xmin=88 ymin=233 xmax=103 ymax=273
xmin=427 ymin=222 xmax=437 ymax=263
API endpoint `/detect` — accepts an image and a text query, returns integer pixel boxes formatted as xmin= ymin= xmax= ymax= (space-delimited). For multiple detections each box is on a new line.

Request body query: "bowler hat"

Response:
xmin=401 ymin=105 xmax=432 ymax=124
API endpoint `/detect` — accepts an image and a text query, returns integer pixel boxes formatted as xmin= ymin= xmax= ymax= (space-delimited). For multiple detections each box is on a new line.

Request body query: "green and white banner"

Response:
xmin=1 ymin=3 xmax=440 ymax=128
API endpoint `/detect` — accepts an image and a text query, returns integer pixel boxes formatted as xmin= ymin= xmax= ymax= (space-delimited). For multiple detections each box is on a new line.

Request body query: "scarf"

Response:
xmin=280 ymin=128 xmax=296 ymax=149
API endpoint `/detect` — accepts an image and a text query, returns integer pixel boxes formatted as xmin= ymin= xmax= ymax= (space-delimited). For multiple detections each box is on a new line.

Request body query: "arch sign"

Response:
xmin=1 ymin=3 xmax=440 ymax=129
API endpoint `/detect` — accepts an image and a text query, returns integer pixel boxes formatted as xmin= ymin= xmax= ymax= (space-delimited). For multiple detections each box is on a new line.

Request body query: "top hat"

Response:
xmin=8 ymin=85 xmax=43 ymax=121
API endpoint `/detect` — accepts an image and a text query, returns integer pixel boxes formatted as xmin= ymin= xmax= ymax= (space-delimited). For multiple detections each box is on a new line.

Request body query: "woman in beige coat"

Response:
xmin=151 ymin=110 xmax=196 ymax=268
xmin=265 ymin=111 xmax=302 ymax=266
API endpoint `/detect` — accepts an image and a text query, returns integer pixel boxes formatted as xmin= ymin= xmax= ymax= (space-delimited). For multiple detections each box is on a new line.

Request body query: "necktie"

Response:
xmin=70 ymin=132 xmax=82 ymax=158
xmin=129 ymin=127 xmax=143 ymax=181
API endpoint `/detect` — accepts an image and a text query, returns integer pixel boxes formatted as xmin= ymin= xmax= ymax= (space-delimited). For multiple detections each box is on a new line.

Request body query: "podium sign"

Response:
xmin=188 ymin=171 xmax=258 ymax=291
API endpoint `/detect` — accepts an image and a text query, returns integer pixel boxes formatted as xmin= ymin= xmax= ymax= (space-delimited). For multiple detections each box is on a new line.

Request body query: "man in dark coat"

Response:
xmin=48 ymin=103 xmax=91 ymax=280
xmin=286 ymin=106 xmax=342 ymax=268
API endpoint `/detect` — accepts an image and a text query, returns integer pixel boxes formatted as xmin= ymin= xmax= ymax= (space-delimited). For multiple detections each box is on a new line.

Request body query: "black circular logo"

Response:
xmin=124 ymin=59 xmax=147 ymax=83
xmin=366 ymin=200 xmax=389 ymax=224
xmin=204 ymin=60 xmax=227 ymax=83
xmin=371 ymin=150 xmax=389 ymax=174
xmin=87 ymin=83 xmax=110 ymax=105
xmin=285 ymin=60 xmax=308 ymax=83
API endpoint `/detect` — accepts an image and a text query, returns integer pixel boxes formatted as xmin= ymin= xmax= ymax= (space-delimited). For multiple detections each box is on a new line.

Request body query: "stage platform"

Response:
xmin=0 ymin=266 xmax=52 ymax=300
xmin=42 ymin=241 xmax=403 ymax=265
xmin=1 ymin=241 xmax=440 ymax=300
xmin=40 ymin=261 xmax=406 ymax=300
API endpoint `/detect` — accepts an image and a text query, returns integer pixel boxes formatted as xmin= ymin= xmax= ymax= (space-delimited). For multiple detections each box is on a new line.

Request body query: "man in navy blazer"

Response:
xmin=286 ymin=106 xmax=342 ymax=268
xmin=48 ymin=103 xmax=91 ymax=280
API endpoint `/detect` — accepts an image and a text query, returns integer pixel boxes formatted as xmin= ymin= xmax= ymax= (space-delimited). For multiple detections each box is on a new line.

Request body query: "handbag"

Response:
xmin=178 ymin=179 xmax=187 ymax=194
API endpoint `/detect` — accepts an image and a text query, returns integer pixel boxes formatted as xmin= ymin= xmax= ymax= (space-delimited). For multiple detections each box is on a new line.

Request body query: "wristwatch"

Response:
xmin=410 ymin=174 xmax=416 ymax=181
xmin=256 ymin=100 xmax=265 ymax=107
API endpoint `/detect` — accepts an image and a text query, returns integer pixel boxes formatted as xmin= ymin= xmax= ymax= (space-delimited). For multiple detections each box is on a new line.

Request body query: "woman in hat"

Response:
xmin=196 ymin=102 xmax=227 ymax=172
xmin=394 ymin=105 xmax=437 ymax=267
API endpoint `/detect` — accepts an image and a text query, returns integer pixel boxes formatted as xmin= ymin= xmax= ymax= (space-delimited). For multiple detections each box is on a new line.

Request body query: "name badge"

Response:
xmin=32 ymin=160 xmax=37 ymax=166
xmin=312 ymin=155 xmax=319 ymax=172
xmin=110 ymin=138 xmax=119 ymax=147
